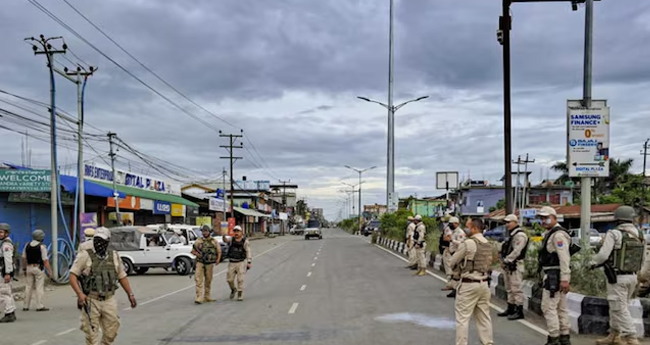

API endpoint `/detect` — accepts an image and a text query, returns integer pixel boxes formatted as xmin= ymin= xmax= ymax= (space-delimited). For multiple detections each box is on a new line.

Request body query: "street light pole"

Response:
xmin=357 ymin=95 xmax=428 ymax=213
xmin=345 ymin=165 xmax=377 ymax=235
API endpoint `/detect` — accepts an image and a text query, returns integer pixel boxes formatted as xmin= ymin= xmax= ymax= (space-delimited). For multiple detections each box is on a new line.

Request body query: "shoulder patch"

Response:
xmin=557 ymin=241 xmax=564 ymax=247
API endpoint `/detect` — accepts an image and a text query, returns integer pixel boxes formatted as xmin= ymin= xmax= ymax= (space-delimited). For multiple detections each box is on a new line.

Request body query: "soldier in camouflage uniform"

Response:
xmin=191 ymin=225 xmax=221 ymax=304
xmin=590 ymin=206 xmax=644 ymax=345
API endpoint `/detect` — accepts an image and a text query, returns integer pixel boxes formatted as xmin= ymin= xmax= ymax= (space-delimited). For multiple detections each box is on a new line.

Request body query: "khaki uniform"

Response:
xmin=413 ymin=223 xmax=427 ymax=269
xmin=78 ymin=239 xmax=94 ymax=252
xmin=446 ymin=228 xmax=466 ymax=287
xmin=69 ymin=249 xmax=127 ymax=345
xmin=540 ymin=227 xmax=572 ymax=338
xmin=0 ymin=239 xmax=15 ymax=315
xmin=406 ymin=222 xmax=417 ymax=266
xmin=192 ymin=237 xmax=221 ymax=302
xmin=450 ymin=233 xmax=493 ymax=345
xmin=227 ymin=238 xmax=251 ymax=292
xmin=591 ymin=223 xmax=643 ymax=338
xmin=502 ymin=230 xmax=528 ymax=306
xmin=22 ymin=241 xmax=49 ymax=310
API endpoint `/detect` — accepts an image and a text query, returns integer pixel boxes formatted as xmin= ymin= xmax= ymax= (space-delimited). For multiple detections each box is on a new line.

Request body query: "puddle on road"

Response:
xmin=375 ymin=313 xmax=456 ymax=329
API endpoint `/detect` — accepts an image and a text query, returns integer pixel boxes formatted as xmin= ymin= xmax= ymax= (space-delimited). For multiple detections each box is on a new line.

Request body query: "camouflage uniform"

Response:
xmin=192 ymin=237 xmax=221 ymax=303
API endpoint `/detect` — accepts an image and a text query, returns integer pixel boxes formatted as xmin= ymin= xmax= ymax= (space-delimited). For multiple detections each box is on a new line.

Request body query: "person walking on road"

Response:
xmin=538 ymin=206 xmax=573 ymax=345
xmin=224 ymin=225 xmax=251 ymax=301
xmin=405 ymin=216 xmax=417 ymax=270
xmin=21 ymin=229 xmax=52 ymax=312
xmin=412 ymin=215 xmax=427 ymax=276
xmin=0 ymin=223 xmax=16 ymax=323
xmin=79 ymin=228 xmax=95 ymax=252
xmin=69 ymin=227 xmax=137 ymax=345
xmin=446 ymin=217 xmax=467 ymax=298
xmin=590 ymin=206 xmax=644 ymax=345
xmin=497 ymin=214 xmax=528 ymax=320
xmin=450 ymin=218 xmax=493 ymax=345
xmin=191 ymin=225 xmax=221 ymax=304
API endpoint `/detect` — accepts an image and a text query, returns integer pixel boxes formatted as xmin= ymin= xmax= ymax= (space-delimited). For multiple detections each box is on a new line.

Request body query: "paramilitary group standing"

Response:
xmin=404 ymin=204 xmax=649 ymax=345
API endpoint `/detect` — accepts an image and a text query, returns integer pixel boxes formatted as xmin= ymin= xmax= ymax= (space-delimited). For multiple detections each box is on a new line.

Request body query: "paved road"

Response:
xmin=6 ymin=228 xmax=609 ymax=344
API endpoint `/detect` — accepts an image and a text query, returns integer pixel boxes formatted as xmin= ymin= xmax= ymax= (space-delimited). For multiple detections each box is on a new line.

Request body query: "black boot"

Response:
xmin=545 ymin=336 xmax=560 ymax=345
xmin=0 ymin=312 xmax=16 ymax=323
xmin=558 ymin=334 xmax=571 ymax=345
xmin=446 ymin=289 xmax=456 ymax=298
xmin=497 ymin=303 xmax=515 ymax=317
xmin=508 ymin=305 xmax=524 ymax=320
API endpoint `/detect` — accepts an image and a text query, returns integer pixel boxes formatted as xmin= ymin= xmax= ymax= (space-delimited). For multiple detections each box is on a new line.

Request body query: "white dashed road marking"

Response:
xmin=55 ymin=328 xmax=76 ymax=337
xmin=307 ymin=271 xmax=312 ymax=277
xmin=314 ymin=257 xmax=318 ymax=260
xmin=288 ymin=302 xmax=299 ymax=314
xmin=311 ymin=263 xmax=315 ymax=267
xmin=300 ymin=285 xmax=306 ymax=291
xmin=31 ymin=341 xmax=47 ymax=345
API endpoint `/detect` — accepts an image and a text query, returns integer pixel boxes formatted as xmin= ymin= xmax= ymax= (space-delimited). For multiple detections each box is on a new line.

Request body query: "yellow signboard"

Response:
xmin=171 ymin=204 xmax=183 ymax=217
xmin=196 ymin=217 xmax=212 ymax=228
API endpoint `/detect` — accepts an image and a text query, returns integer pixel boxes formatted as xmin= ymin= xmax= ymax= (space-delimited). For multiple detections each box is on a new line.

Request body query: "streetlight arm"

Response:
xmin=394 ymin=95 xmax=429 ymax=111
xmin=357 ymin=96 xmax=389 ymax=109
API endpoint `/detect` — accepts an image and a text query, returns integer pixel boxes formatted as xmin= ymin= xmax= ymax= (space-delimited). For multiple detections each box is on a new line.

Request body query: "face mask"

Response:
xmin=93 ymin=238 xmax=110 ymax=258
xmin=464 ymin=228 xmax=471 ymax=235
xmin=449 ymin=224 xmax=456 ymax=230
xmin=544 ymin=218 xmax=553 ymax=225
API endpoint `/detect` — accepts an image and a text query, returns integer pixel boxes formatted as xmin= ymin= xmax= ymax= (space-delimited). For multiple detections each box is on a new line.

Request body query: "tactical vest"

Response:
xmin=538 ymin=226 xmax=576 ymax=268
xmin=0 ymin=238 xmax=15 ymax=277
xmin=229 ymin=237 xmax=247 ymax=262
xmin=500 ymin=228 xmax=529 ymax=262
xmin=26 ymin=243 xmax=44 ymax=267
xmin=608 ymin=229 xmax=645 ymax=274
xmin=197 ymin=238 xmax=218 ymax=264
xmin=461 ymin=238 xmax=493 ymax=274
xmin=81 ymin=250 xmax=118 ymax=297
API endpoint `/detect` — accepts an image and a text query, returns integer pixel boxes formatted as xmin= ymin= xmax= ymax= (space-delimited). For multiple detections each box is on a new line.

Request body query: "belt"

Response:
xmin=27 ymin=264 xmax=42 ymax=267
xmin=87 ymin=293 xmax=114 ymax=301
xmin=616 ymin=271 xmax=636 ymax=275
xmin=461 ymin=278 xmax=488 ymax=283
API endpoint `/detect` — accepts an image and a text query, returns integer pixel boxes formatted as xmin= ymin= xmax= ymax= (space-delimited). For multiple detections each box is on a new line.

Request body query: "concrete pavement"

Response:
xmin=2 ymin=228 xmax=638 ymax=344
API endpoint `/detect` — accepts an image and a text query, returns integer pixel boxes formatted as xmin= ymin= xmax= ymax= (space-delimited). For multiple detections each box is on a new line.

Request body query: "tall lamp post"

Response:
xmin=357 ymin=95 xmax=428 ymax=213
xmin=345 ymin=165 xmax=377 ymax=235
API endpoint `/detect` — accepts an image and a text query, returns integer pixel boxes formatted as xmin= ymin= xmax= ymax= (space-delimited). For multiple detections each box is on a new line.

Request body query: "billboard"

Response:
xmin=0 ymin=170 xmax=51 ymax=192
xmin=567 ymin=100 xmax=610 ymax=178
xmin=436 ymin=171 xmax=459 ymax=190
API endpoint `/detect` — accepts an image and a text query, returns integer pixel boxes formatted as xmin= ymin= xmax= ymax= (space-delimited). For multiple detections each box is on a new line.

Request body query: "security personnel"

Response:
xmin=21 ymin=229 xmax=52 ymax=312
xmin=537 ymin=206 xmax=572 ymax=345
xmin=449 ymin=218 xmax=493 ymax=345
xmin=441 ymin=215 xmax=456 ymax=291
xmin=69 ymin=227 xmax=137 ymax=345
xmin=405 ymin=216 xmax=417 ymax=269
xmin=79 ymin=228 xmax=95 ymax=252
xmin=0 ymin=223 xmax=16 ymax=323
xmin=224 ymin=225 xmax=251 ymax=301
xmin=497 ymin=214 xmax=529 ymax=320
xmin=191 ymin=225 xmax=221 ymax=304
xmin=446 ymin=217 xmax=467 ymax=297
xmin=590 ymin=206 xmax=643 ymax=345
xmin=412 ymin=215 xmax=427 ymax=276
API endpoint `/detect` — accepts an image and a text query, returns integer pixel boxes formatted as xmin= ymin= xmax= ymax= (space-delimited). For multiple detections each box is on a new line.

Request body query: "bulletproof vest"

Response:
xmin=197 ymin=238 xmax=218 ymax=264
xmin=500 ymin=228 xmax=529 ymax=262
xmin=26 ymin=243 xmax=44 ymax=266
xmin=81 ymin=249 xmax=118 ymax=297
xmin=539 ymin=226 xmax=574 ymax=268
xmin=229 ymin=237 xmax=247 ymax=262
xmin=461 ymin=238 xmax=493 ymax=274
xmin=0 ymin=238 xmax=14 ymax=276
xmin=608 ymin=229 xmax=645 ymax=273
xmin=412 ymin=227 xmax=420 ymax=241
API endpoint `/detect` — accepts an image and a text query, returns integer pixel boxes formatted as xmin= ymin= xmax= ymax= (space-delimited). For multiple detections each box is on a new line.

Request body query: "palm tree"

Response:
xmin=594 ymin=158 xmax=634 ymax=199
xmin=551 ymin=161 xmax=571 ymax=185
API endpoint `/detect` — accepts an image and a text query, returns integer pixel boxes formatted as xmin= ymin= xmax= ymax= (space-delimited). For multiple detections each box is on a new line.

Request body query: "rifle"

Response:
xmin=590 ymin=262 xmax=617 ymax=284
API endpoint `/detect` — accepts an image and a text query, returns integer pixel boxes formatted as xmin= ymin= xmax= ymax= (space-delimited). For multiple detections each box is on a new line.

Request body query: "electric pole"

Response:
xmin=222 ymin=167 xmax=227 ymax=223
xmin=26 ymin=35 xmax=67 ymax=281
xmin=513 ymin=154 xmax=535 ymax=223
xmin=279 ymin=179 xmax=290 ymax=235
xmin=219 ymin=130 xmax=244 ymax=220
xmin=107 ymin=132 xmax=120 ymax=224
xmin=641 ymin=139 xmax=650 ymax=221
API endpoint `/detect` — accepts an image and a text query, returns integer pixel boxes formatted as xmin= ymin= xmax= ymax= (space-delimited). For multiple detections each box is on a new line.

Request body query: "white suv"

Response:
xmin=109 ymin=226 xmax=196 ymax=276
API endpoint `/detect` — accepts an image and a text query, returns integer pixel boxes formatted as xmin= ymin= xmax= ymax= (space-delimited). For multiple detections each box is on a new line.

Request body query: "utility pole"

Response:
xmin=219 ymin=130 xmax=244 ymax=220
xmin=26 ymin=35 xmax=67 ymax=281
xmin=514 ymin=154 xmax=535 ymax=223
xmin=513 ymin=155 xmax=521 ymax=215
xmin=387 ymin=0 xmax=395 ymax=214
xmin=580 ymin=0 xmax=594 ymax=245
xmin=279 ymin=179 xmax=290 ymax=235
xmin=640 ymin=139 xmax=650 ymax=222
xmin=107 ymin=132 xmax=120 ymax=224
xmin=222 ymin=167 xmax=227 ymax=223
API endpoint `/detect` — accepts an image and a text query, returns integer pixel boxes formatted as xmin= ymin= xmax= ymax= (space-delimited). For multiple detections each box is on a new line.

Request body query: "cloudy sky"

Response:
xmin=1 ymin=0 xmax=649 ymax=220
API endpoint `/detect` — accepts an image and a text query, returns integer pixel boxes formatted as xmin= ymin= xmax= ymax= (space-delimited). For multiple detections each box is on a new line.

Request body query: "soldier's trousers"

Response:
xmin=541 ymin=288 xmax=570 ymax=337
xmin=607 ymin=274 xmax=637 ymax=337
xmin=25 ymin=266 xmax=46 ymax=309
xmin=195 ymin=262 xmax=214 ymax=301
xmin=79 ymin=295 xmax=120 ymax=345
xmin=416 ymin=243 xmax=427 ymax=269
xmin=227 ymin=261 xmax=247 ymax=291
xmin=0 ymin=281 xmax=15 ymax=314
xmin=455 ymin=281 xmax=493 ymax=345
xmin=504 ymin=264 xmax=524 ymax=306
xmin=407 ymin=244 xmax=417 ymax=266
xmin=443 ymin=249 xmax=457 ymax=289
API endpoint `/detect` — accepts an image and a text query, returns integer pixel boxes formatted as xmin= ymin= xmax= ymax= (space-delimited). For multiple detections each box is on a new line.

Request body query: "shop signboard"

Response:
xmin=567 ymin=100 xmax=610 ymax=177
xmin=107 ymin=196 xmax=141 ymax=210
xmin=209 ymin=198 xmax=228 ymax=212
xmin=0 ymin=170 xmax=51 ymax=192
xmin=153 ymin=200 xmax=172 ymax=215
xmin=8 ymin=192 xmax=74 ymax=205
xmin=80 ymin=213 xmax=98 ymax=242
xmin=85 ymin=163 xmax=179 ymax=195
xmin=171 ymin=204 xmax=184 ymax=217
xmin=195 ymin=217 xmax=212 ymax=228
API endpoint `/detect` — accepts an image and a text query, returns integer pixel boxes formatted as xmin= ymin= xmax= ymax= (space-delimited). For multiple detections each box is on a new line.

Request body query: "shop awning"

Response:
xmin=60 ymin=175 xmax=126 ymax=198
xmin=233 ymin=206 xmax=270 ymax=218
xmin=93 ymin=180 xmax=199 ymax=207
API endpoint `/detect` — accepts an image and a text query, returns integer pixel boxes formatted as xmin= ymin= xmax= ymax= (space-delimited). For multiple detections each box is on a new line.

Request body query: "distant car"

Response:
xmin=570 ymin=228 xmax=603 ymax=247
xmin=305 ymin=228 xmax=322 ymax=240
xmin=484 ymin=225 xmax=506 ymax=242
xmin=363 ymin=220 xmax=381 ymax=236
